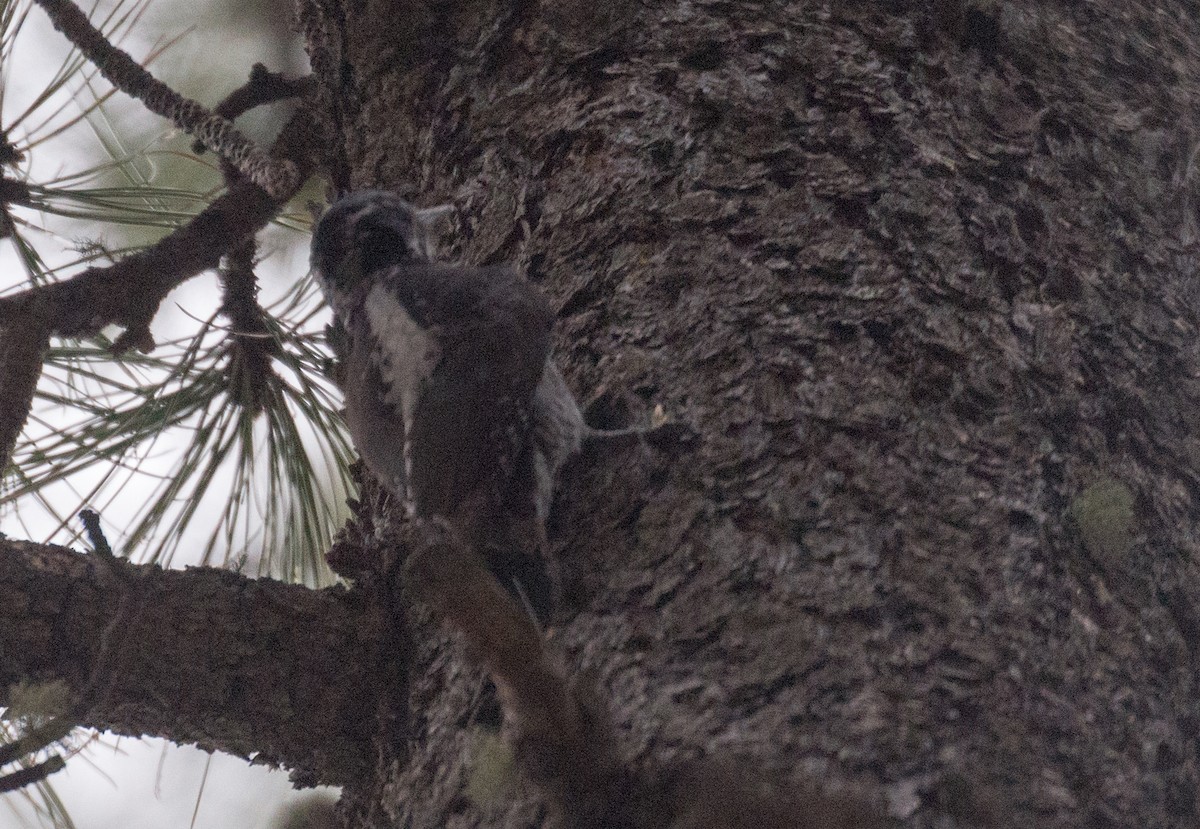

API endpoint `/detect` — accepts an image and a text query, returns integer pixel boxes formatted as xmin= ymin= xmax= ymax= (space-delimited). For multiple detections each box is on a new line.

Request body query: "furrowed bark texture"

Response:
xmin=0 ymin=539 xmax=389 ymax=787
xmin=296 ymin=0 xmax=1200 ymax=826
xmin=0 ymin=312 xmax=49 ymax=471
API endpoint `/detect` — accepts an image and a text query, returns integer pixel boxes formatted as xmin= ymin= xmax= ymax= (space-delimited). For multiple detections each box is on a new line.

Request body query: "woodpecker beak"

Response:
xmin=415 ymin=203 xmax=455 ymax=226
xmin=413 ymin=205 xmax=455 ymax=259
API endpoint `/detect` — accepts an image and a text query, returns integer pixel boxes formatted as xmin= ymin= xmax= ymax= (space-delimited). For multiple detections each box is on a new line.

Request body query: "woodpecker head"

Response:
xmin=310 ymin=190 xmax=454 ymax=301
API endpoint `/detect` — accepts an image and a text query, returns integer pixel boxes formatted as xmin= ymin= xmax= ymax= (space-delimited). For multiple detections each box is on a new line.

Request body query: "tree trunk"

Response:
xmin=5 ymin=0 xmax=1199 ymax=826
xmin=295 ymin=0 xmax=1200 ymax=826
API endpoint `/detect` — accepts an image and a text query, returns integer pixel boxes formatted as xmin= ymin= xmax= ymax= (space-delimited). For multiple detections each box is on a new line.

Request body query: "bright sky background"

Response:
xmin=1 ymin=0 xmax=341 ymax=826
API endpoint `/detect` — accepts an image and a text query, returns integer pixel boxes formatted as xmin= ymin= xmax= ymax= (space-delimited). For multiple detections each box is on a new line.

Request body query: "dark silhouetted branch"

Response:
xmin=0 ymin=313 xmax=50 ymax=470
xmin=194 ymin=63 xmax=317 ymax=155
xmin=32 ymin=0 xmax=298 ymax=199
xmin=219 ymin=234 xmax=280 ymax=414
xmin=0 ymin=754 xmax=66 ymax=794
xmin=0 ymin=105 xmax=317 ymax=353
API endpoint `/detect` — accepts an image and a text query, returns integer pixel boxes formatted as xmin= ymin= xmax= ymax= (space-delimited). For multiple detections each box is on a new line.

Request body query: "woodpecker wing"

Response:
xmin=332 ymin=300 xmax=415 ymax=503
xmin=375 ymin=261 xmax=555 ymax=525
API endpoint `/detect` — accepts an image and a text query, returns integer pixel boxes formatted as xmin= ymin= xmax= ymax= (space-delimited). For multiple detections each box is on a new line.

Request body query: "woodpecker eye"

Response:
xmin=356 ymin=225 xmax=413 ymax=275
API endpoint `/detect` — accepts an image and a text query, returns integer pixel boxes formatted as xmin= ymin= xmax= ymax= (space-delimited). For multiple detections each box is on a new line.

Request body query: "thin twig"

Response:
xmin=32 ymin=0 xmax=298 ymax=199
xmin=219 ymin=235 xmax=279 ymax=414
xmin=0 ymin=755 xmax=66 ymax=794
xmin=79 ymin=508 xmax=115 ymax=559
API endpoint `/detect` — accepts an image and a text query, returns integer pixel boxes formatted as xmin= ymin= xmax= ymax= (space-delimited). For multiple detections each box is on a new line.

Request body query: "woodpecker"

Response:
xmin=311 ymin=190 xmax=591 ymax=612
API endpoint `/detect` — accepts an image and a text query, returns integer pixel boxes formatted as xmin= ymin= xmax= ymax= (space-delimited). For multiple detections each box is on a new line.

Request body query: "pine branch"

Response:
xmin=219 ymin=234 xmax=279 ymax=415
xmin=0 ymin=755 xmax=66 ymax=794
xmin=194 ymin=63 xmax=317 ymax=155
xmin=0 ymin=104 xmax=317 ymax=352
xmin=0 ymin=312 xmax=50 ymax=470
xmin=32 ymin=0 xmax=298 ymax=199
xmin=0 ymin=713 xmax=74 ymax=771
xmin=207 ymin=62 xmax=313 ymax=416
xmin=0 ymin=536 xmax=381 ymax=786
xmin=0 ymin=176 xmax=33 ymax=206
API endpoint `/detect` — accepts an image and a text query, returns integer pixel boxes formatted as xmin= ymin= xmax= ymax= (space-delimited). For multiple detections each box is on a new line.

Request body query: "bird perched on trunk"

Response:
xmin=311 ymin=190 xmax=593 ymax=616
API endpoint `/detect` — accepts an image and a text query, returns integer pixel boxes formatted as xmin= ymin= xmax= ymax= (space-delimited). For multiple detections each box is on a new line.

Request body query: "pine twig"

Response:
xmin=32 ymin=0 xmax=298 ymax=199
xmin=0 ymin=755 xmax=66 ymax=794
xmin=0 ymin=716 xmax=75 ymax=770
xmin=204 ymin=62 xmax=310 ymax=415
xmin=219 ymin=235 xmax=279 ymax=414
xmin=0 ymin=177 xmax=33 ymax=207
xmin=79 ymin=508 xmax=118 ymax=562
xmin=0 ymin=127 xmax=23 ymax=166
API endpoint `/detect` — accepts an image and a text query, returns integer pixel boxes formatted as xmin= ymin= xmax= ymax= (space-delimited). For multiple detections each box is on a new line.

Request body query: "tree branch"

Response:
xmin=0 ymin=755 xmax=66 ymax=794
xmin=32 ymin=0 xmax=297 ymax=198
xmin=219 ymin=235 xmax=280 ymax=414
xmin=194 ymin=63 xmax=318 ymax=155
xmin=0 ymin=104 xmax=317 ymax=353
xmin=0 ymin=312 xmax=49 ymax=471
xmin=0 ymin=538 xmax=388 ymax=786
xmin=204 ymin=62 xmax=311 ymax=415
xmin=0 ymin=177 xmax=33 ymax=207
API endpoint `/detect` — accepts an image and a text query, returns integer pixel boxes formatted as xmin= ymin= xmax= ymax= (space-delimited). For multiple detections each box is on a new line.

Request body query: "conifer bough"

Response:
xmin=32 ymin=0 xmax=299 ymax=200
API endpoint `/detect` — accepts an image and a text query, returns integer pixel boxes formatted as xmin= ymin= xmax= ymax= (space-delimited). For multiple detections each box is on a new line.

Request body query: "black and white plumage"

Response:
xmin=311 ymin=191 xmax=587 ymax=594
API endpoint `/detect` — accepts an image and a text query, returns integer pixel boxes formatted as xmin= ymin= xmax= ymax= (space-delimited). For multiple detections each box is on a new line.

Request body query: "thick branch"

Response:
xmin=0 ymin=538 xmax=387 ymax=786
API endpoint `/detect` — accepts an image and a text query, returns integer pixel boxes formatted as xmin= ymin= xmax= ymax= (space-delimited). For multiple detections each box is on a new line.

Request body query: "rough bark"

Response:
xmin=2 ymin=0 xmax=1197 ymax=826
xmin=292 ymin=0 xmax=1200 ymax=827
xmin=0 ymin=538 xmax=391 ymax=787
xmin=0 ymin=312 xmax=49 ymax=470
